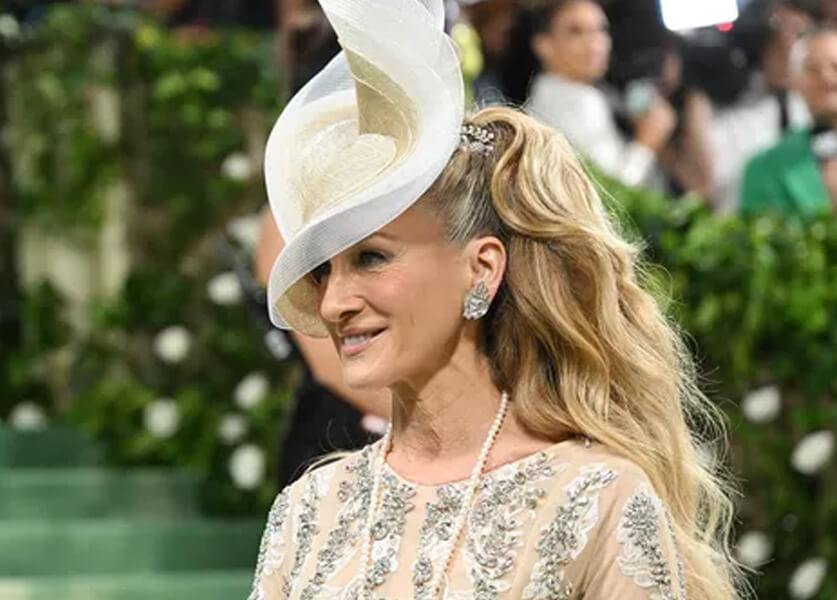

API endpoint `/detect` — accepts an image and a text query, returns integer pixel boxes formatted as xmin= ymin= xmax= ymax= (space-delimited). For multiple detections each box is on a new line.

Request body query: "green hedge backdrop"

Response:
xmin=0 ymin=6 xmax=833 ymax=598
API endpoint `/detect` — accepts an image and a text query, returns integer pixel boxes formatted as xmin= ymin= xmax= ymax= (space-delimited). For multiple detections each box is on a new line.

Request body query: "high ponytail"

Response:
xmin=420 ymin=106 xmax=746 ymax=600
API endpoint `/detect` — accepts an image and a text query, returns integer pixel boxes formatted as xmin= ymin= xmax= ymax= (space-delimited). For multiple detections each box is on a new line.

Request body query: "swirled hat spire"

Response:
xmin=265 ymin=0 xmax=464 ymax=336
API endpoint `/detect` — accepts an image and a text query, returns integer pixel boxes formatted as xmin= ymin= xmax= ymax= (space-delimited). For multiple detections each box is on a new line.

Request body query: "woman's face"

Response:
xmin=534 ymin=0 xmax=611 ymax=84
xmin=312 ymin=205 xmax=472 ymax=391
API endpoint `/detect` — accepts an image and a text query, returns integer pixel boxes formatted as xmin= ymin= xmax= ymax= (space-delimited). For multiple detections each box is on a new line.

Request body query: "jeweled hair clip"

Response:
xmin=459 ymin=123 xmax=495 ymax=156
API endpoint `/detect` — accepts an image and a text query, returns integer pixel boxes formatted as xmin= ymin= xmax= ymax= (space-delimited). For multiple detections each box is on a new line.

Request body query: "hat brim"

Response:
xmin=264 ymin=0 xmax=464 ymax=336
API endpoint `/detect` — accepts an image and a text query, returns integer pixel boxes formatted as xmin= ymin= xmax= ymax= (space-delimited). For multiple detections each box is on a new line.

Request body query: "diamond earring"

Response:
xmin=463 ymin=281 xmax=491 ymax=320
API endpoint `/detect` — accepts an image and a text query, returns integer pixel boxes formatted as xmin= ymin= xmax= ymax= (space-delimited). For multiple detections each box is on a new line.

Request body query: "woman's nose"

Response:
xmin=318 ymin=268 xmax=364 ymax=325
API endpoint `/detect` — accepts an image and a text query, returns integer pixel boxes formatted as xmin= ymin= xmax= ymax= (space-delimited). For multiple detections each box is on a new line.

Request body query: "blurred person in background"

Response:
xmin=708 ymin=0 xmax=815 ymax=213
xmin=147 ymin=0 xmax=275 ymax=30
xmin=525 ymin=0 xmax=712 ymax=194
xmin=741 ymin=26 xmax=837 ymax=219
xmin=458 ymin=0 xmax=517 ymax=106
xmin=821 ymin=0 xmax=837 ymax=24
xmin=152 ymin=0 xmax=382 ymax=486
xmin=276 ymin=0 xmax=339 ymax=93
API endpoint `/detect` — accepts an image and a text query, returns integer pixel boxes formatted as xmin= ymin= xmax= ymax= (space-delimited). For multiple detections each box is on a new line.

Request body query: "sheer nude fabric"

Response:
xmin=248 ymin=438 xmax=687 ymax=600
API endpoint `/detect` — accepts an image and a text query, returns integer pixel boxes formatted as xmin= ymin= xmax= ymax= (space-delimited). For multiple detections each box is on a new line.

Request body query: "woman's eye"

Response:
xmin=357 ymin=250 xmax=388 ymax=267
xmin=311 ymin=261 xmax=331 ymax=283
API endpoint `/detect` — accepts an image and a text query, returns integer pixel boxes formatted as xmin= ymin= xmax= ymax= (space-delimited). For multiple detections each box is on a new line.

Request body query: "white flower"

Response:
xmin=788 ymin=558 xmax=828 ymax=599
xmin=9 ymin=402 xmax=47 ymax=431
xmin=741 ymin=385 xmax=781 ymax=423
xmin=226 ymin=213 xmax=262 ymax=250
xmin=221 ymin=152 xmax=253 ymax=181
xmin=218 ymin=414 xmax=248 ymax=444
xmin=735 ymin=531 xmax=772 ymax=567
xmin=207 ymin=272 xmax=243 ymax=306
xmin=229 ymin=444 xmax=266 ymax=490
xmin=265 ymin=329 xmax=292 ymax=360
xmin=791 ymin=431 xmax=834 ymax=475
xmin=143 ymin=398 xmax=180 ymax=439
xmin=153 ymin=326 xmax=192 ymax=364
xmin=234 ymin=372 xmax=269 ymax=410
xmin=0 ymin=14 xmax=20 ymax=39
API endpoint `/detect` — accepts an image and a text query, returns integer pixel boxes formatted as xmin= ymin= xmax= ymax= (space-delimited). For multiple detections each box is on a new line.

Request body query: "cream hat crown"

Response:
xmin=265 ymin=0 xmax=465 ymax=336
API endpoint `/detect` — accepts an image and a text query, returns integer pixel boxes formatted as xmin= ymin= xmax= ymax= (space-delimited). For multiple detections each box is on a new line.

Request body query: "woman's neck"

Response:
xmin=384 ymin=351 xmax=552 ymax=485
xmin=389 ymin=377 xmax=503 ymax=463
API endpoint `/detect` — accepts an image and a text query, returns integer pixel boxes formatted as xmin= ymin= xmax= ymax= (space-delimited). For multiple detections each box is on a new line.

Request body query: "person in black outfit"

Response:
xmin=274 ymin=337 xmax=376 ymax=488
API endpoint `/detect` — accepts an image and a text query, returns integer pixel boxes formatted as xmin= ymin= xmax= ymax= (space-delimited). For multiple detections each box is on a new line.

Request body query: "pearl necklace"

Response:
xmin=358 ymin=391 xmax=510 ymax=600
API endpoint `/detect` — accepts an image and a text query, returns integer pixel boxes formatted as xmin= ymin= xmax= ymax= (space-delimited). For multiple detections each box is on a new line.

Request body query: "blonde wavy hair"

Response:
xmin=417 ymin=106 xmax=746 ymax=600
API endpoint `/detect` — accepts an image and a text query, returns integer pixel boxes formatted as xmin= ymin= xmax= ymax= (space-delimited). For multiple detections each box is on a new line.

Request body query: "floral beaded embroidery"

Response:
xmin=248 ymin=487 xmax=292 ymax=600
xmin=367 ymin=473 xmax=417 ymax=589
xmin=249 ymin=444 xmax=690 ymax=600
xmin=522 ymin=464 xmax=618 ymax=600
xmin=464 ymin=452 xmax=559 ymax=600
xmin=282 ymin=468 xmax=331 ymax=598
xmin=616 ymin=483 xmax=683 ymax=600
xmin=297 ymin=448 xmax=375 ymax=600
xmin=412 ymin=483 xmax=466 ymax=599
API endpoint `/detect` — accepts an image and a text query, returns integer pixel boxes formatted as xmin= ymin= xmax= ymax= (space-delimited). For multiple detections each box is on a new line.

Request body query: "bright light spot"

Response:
xmin=660 ymin=0 xmax=739 ymax=32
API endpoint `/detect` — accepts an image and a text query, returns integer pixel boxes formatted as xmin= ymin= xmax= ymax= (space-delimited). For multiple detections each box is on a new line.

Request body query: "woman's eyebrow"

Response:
xmin=367 ymin=231 xmax=398 ymax=242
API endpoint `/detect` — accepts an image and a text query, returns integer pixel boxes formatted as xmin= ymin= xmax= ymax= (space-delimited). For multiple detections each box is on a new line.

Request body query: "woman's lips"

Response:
xmin=341 ymin=329 xmax=386 ymax=357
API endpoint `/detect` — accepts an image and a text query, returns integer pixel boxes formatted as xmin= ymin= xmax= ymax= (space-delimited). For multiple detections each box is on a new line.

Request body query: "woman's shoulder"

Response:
xmin=525 ymin=444 xmax=688 ymax=600
xmin=278 ymin=441 xmax=380 ymax=501
xmin=543 ymin=438 xmax=665 ymax=503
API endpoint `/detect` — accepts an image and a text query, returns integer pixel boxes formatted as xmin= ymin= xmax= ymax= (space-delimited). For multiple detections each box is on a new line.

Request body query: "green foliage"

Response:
xmin=6 ymin=6 xmax=129 ymax=231
xmin=603 ymin=178 xmax=836 ymax=598
xmin=4 ymin=4 xmax=290 ymax=515
xmin=0 ymin=283 xmax=69 ymax=422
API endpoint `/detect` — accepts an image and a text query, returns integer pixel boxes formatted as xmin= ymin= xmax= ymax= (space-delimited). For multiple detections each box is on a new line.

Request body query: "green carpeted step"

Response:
xmin=0 ymin=427 xmax=102 ymax=468
xmin=0 ymin=518 xmax=263 ymax=576
xmin=0 ymin=570 xmax=253 ymax=600
xmin=0 ymin=468 xmax=200 ymax=519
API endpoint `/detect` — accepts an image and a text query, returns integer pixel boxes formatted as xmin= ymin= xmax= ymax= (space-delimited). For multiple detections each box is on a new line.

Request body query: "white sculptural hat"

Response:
xmin=264 ymin=0 xmax=464 ymax=336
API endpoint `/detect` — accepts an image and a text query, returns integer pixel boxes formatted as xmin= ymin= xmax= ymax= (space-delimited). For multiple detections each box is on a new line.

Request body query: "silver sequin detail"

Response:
xmin=616 ymin=483 xmax=683 ymax=600
xmin=412 ymin=483 xmax=466 ymax=599
xmin=522 ymin=465 xmax=618 ymax=600
xmin=465 ymin=452 xmax=558 ymax=600
xmin=284 ymin=469 xmax=330 ymax=598
xmin=248 ymin=487 xmax=291 ymax=600
xmin=297 ymin=447 xmax=375 ymax=600
xmin=368 ymin=473 xmax=417 ymax=589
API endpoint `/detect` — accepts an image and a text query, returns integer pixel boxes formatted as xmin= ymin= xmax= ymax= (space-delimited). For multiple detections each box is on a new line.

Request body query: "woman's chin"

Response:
xmin=341 ymin=366 xmax=391 ymax=392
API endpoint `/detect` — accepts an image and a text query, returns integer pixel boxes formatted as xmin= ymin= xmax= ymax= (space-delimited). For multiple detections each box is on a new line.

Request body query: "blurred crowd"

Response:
xmin=461 ymin=0 xmax=837 ymax=218
xmin=10 ymin=0 xmax=837 ymax=218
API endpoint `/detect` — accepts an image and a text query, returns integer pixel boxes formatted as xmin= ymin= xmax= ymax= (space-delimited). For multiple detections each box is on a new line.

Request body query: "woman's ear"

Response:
xmin=465 ymin=235 xmax=507 ymax=301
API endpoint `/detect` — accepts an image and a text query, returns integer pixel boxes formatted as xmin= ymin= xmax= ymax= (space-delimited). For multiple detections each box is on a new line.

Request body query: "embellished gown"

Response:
xmin=248 ymin=437 xmax=687 ymax=600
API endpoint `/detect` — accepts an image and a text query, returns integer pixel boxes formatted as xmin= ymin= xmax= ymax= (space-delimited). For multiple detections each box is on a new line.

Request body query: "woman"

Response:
xmin=525 ymin=0 xmax=713 ymax=197
xmin=249 ymin=0 xmax=742 ymax=598
xmin=526 ymin=0 xmax=676 ymax=189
